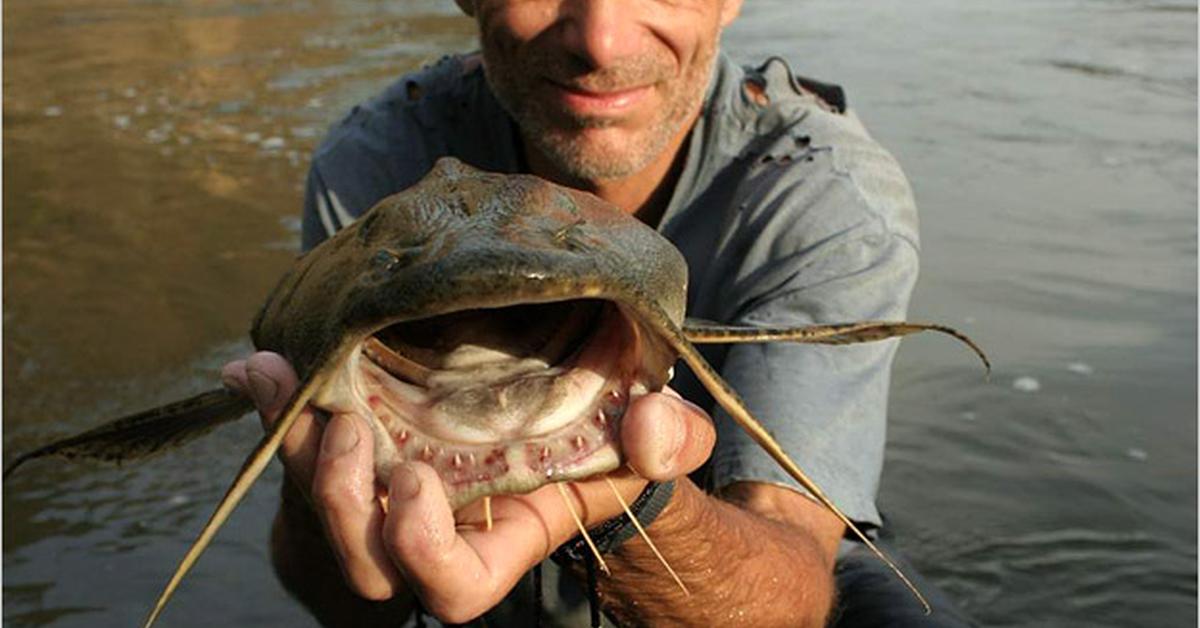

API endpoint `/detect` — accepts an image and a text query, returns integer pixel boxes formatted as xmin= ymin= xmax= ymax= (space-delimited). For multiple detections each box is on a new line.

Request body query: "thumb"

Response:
xmin=621 ymin=393 xmax=715 ymax=480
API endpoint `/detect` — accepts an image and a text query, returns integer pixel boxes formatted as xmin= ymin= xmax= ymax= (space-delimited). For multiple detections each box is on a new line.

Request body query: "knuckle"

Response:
xmin=313 ymin=479 xmax=353 ymax=514
xmin=382 ymin=526 xmax=411 ymax=561
xmin=245 ymin=350 xmax=279 ymax=371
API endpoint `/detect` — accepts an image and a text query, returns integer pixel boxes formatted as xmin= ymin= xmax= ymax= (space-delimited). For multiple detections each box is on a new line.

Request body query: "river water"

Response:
xmin=3 ymin=0 xmax=1195 ymax=626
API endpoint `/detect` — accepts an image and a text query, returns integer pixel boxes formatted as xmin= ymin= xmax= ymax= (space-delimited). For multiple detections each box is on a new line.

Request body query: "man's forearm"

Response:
xmin=595 ymin=479 xmax=837 ymax=627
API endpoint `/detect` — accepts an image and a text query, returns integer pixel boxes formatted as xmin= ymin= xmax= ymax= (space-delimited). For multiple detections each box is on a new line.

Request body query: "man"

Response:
xmin=224 ymin=0 xmax=972 ymax=626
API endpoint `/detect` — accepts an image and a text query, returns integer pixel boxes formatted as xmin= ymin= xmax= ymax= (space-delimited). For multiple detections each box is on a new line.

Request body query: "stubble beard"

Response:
xmin=484 ymin=41 xmax=718 ymax=182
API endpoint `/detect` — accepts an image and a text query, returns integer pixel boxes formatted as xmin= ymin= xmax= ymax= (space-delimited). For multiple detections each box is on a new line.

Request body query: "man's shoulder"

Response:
xmin=313 ymin=54 xmax=485 ymax=165
xmin=305 ymin=53 xmax=518 ymax=226
xmin=700 ymin=55 xmax=919 ymax=247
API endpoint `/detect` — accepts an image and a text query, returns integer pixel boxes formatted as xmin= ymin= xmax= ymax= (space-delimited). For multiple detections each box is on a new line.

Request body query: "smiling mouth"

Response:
xmin=545 ymin=78 xmax=654 ymax=115
xmin=312 ymin=300 xmax=673 ymax=509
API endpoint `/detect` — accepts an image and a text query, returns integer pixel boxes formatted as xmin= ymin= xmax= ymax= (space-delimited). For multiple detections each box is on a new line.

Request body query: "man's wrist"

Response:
xmin=552 ymin=480 xmax=677 ymax=562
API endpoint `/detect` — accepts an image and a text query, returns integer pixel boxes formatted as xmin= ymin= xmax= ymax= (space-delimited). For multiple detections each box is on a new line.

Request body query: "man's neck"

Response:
xmin=522 ymin=119 xmax=695 ymax=228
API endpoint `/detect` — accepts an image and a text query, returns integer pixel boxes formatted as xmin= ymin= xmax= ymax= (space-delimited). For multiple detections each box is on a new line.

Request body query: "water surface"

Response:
xmin=4 ymin=0 xmax=1195 ymax=626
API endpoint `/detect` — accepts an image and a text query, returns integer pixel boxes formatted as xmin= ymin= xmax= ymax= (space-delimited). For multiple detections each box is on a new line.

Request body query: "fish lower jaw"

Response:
xmin=368 ymin=385 xmax=636 ymax=510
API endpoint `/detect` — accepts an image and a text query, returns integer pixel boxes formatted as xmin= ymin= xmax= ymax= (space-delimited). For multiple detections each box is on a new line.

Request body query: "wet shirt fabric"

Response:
xmin=302 ymin=53 xmax=925 ymax=626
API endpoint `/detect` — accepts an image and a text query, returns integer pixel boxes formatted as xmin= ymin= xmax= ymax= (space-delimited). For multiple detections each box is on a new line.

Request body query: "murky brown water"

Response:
xmin=3 ymin=0 xmax=1195 ymax=626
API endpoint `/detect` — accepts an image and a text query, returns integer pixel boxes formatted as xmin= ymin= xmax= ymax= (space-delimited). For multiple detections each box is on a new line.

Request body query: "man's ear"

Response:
xmin=453 ymin=0 xmax=476 ymax=17
xmin=720 ymin=0 xmax=744 ymax=27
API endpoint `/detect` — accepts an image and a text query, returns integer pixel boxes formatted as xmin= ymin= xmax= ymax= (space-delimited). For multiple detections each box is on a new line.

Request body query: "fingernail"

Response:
xmin=246 ymin=370 xmax=278 ymax=409
xmin=392 ymin=464 xmax=421 ymax=499
xmin=322 ymin=416 xmax=359 ymax=457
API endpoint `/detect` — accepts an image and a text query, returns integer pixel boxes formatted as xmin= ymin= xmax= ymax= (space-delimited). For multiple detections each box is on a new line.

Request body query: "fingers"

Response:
xmin=383 ymin=463 xmax=551 ymax=623
xmin=385 ymin=463 xmax=492 ymax=621
xmin=621 ymin=392 xmax=715 ymax=481
xmin=222 ymin=352 xmax=291 ymax=417
xmin=224 ymin=352 xmax=323 ymax=493
xmin=221 ymin=352 xmax=714 ymax=621
xmin=231 ymin=352 xmax=405 ymax=600
xmin=312 ymin=414 xmax=404 ymax=600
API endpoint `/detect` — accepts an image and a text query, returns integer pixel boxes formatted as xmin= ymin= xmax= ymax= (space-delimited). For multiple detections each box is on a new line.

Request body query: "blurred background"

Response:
xmin=3 ymin=0 xmax=1195 ymax=626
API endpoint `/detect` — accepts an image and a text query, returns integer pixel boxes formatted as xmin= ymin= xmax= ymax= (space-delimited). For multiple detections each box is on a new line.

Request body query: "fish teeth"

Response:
xmin=602 ymin=388 xmax=627 ymax=423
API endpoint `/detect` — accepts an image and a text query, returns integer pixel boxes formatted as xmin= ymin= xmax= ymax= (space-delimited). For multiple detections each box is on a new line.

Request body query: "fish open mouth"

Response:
xmin=312 ymin=299 xmax=674 ymax=509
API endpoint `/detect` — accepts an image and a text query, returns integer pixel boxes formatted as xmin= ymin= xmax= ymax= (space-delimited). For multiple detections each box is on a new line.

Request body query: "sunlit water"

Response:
xmin=4 ymin=1 xmax=1195 ymax=626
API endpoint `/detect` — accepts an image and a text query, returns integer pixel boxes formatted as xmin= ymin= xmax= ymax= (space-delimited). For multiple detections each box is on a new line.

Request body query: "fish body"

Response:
xmin=5 ymin=157 xmax=988 ymax=624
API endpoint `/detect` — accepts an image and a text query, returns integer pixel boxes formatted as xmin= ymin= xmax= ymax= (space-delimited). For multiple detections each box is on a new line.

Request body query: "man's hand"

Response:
xmin=222 ymin=351 xmax=716 ymax=624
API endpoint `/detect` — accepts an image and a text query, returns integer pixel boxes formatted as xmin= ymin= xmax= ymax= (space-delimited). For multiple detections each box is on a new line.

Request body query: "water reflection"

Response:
xmin=4 ymin=1 xmax=471 ymax=626
xmin=4 ymin=0 xmax=1196 ymax=627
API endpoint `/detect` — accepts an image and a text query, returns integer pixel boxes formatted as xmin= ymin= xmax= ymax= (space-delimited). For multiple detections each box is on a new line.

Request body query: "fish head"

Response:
xmin=251 ymin=157 xmax=690 ymax=507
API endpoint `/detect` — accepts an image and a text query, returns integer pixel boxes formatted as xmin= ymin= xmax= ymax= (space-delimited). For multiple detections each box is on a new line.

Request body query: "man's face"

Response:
xmin=469 ymin=0 xmax=741 ymax=182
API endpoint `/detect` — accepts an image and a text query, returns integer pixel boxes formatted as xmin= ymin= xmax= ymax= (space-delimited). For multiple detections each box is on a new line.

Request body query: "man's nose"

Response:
xmin=559 ymin=0 xmax=642 ymax=71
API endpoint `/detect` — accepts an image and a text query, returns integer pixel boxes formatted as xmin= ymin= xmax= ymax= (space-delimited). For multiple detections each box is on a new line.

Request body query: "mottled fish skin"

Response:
xmin=251 ymin=157 xmax=688 ymax=384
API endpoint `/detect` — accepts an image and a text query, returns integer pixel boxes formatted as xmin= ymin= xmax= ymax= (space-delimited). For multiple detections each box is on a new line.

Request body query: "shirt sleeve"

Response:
xmin=301 ymin=164 xmax=338 ymax=251
xmin=299 ymin=106 xmax=425 ymax=253
xmin=298 ymin=58 xmax=465 ymax=252
xmin=705 ymin=135 xmax=920 ymax=530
